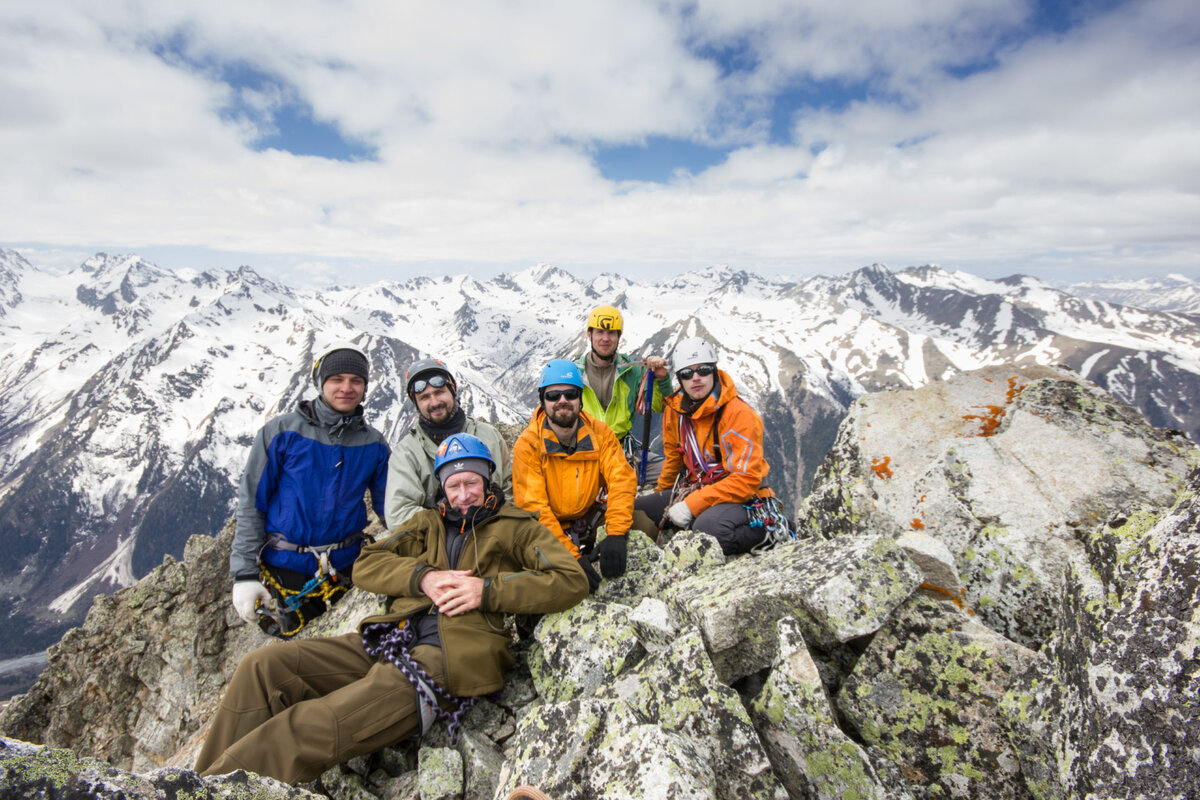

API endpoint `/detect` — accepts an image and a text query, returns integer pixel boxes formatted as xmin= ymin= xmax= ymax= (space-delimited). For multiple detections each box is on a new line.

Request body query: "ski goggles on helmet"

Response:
xmin=543 ymin=388 xmax=581 ymax=402
xmin=676 ymin=364 xmax=716 ymax=381
xmin=410 ymin=374 xmax=451 ymax=395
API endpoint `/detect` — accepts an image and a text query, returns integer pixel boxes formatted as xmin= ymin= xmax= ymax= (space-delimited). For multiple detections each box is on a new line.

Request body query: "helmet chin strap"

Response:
xmin=590 ymin=346 xmax=616 ymax=364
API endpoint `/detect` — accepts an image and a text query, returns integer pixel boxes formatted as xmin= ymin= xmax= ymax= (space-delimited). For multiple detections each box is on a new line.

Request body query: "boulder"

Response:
xmin=0 ymin=736 xmax=317 ymax=799
xmin=528 ymin=598 xmax=643 ymax=704
xmin=1004 ymin=467 xmax=1200 ymax=800
xmin=897 ymin=531 xmax=960 ymax=593
xmin=749 ymin=617 xmax=913 ymax=800
xmin=661 ymin=530 xmax=727 ymax=580
xmin=416 ymin=746 xmax=462 ymax=800
xmin=590 ymin=528 xmax=673 ymax=605
xmin=838 ymin=593 xmax=1039 ymax=800
xmin=667 ymin=535 xmax=922 ymax=682
xmin=628 ymin=597 xmax=679 ymax=653
xmin=498 ymin=628 xmax=786 ymax=799
xmin=455 ymin=729 xmax=504 ymax=800
xmin=799 ymin=365 xmax=1192 ymax=647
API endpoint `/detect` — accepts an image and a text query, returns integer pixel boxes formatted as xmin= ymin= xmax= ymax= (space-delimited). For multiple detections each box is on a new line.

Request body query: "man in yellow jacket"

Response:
xmin=513 ymin=359 xmax=657 ymax=591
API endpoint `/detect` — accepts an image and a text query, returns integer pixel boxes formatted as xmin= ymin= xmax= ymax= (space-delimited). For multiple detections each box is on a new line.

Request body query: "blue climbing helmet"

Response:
xmin=538 ymin=358 xmax=584 ymax=392
xmin=433 ymin=433 xmax=496 ymax=484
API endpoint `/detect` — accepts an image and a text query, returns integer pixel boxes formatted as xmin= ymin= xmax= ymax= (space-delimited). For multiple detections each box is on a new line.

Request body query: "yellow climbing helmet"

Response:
xmin=587 ymin=305 xmax=623 ymax=333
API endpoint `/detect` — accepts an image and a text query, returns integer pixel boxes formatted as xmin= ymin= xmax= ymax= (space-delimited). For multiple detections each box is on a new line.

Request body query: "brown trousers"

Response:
xmin=194 ymin=631 xmax=444 ymax=784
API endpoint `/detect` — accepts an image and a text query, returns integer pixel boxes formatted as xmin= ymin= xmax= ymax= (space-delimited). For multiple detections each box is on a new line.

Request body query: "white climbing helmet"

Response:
xmin=672 ymin=337 xmax=718 ymax=372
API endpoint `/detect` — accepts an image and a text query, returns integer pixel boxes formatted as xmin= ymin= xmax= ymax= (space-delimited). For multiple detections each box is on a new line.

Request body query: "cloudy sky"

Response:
xmin=1 ymin=0 xmax=1197 ymax=287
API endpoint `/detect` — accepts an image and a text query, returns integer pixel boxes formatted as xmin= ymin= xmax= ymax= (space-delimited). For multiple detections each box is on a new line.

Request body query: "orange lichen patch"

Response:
xmin=920 ymin=582 xmax=976 ymax=615
xmin=911 ymin=517 xmax=925 ymax=530
xmin=963 ymin=405 xmax=1006 ymax=436
xmin=870 ymin=456 xmax=893 ymax=478
xmin=960 ymin=376 xmax=1029 ymax=437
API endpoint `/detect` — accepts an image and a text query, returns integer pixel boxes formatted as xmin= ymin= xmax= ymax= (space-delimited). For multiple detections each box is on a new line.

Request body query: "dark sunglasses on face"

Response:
xmin=544 ymin=388 xmax=581 ymax=402
xmin=410 ymin=374 xmax=450 ymax=394
xmin=676 ymin=364 xmax=717 ymax=381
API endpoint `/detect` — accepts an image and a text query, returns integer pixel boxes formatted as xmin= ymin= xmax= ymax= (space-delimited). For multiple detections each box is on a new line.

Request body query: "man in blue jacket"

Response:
xmin=229 ymin=342 xmax=390 ymax=637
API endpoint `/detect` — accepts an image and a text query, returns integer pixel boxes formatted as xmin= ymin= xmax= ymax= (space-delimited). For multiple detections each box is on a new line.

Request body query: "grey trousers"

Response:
xmin=634 ymin=490 xmax=764 ymax=555
xmin=195 ymin=632 xmax=444 ymax=784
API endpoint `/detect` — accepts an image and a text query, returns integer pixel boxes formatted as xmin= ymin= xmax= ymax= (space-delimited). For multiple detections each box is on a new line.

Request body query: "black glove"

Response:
xmin=578 ymin=555 xmax=602 ymax=593
xmin=594 ymin=534 xmax=628 ymax=579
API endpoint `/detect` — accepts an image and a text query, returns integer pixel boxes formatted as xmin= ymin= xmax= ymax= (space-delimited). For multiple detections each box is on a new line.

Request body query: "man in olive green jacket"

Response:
xmin=196 ymin=434 xmax=587 ymax=784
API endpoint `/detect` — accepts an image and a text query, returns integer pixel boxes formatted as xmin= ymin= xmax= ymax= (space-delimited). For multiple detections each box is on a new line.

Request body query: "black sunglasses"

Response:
xmin=676 ymin=364 xmax=716 ymax=381
xmin=410 ymin=374 xmax=451 ymax=395
xmin=544 ymin=388 xmax=581 ymax=402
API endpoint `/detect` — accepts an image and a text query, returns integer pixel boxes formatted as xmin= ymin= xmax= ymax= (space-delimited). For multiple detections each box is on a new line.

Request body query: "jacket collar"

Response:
xmin=299 ymin=397 xmax=366 ymax=435
xmin=576 ymin=351 xmax=637 ymax=385
xmin=529 ymin=408 xmax=597 ymax=456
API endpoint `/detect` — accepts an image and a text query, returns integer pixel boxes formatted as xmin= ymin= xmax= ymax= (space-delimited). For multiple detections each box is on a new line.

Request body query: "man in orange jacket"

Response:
xmin=635 ymin=337 xmax=780 ymax=555
xmin=513 ymin=359 xmax=657 ymax=591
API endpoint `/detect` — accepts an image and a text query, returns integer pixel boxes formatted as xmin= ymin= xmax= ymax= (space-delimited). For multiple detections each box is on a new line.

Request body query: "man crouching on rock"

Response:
xmin=195 ymin=433 xmax=588 ymax=784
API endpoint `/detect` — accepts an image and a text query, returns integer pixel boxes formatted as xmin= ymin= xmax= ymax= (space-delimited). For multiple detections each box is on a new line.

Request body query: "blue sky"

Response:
xmin=1 ymin=0 xmax=1197 ymax=287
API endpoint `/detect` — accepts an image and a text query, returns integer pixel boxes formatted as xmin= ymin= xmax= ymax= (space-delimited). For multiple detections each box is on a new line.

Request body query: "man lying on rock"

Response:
xmin=195 ymin=433 xmax=589 ymax=784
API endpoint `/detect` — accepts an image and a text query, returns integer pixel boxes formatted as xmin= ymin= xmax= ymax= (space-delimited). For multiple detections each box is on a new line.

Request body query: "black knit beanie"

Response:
xmin=319 ymin=349 xmax=369 ymax=386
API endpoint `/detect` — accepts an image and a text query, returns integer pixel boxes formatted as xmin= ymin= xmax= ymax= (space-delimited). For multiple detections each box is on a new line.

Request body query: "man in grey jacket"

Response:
xmin=383 ymin=358 xmax=512 ymax=530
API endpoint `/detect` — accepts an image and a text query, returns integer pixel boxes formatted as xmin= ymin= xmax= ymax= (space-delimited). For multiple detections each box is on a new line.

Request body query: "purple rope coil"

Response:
xmin=361 ymin=621 xmax=479 ymax=744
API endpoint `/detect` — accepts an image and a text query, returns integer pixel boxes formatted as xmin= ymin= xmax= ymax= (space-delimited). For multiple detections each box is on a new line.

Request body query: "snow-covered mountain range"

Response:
xmin=2 ymin=247 xmax=1198 ymax=658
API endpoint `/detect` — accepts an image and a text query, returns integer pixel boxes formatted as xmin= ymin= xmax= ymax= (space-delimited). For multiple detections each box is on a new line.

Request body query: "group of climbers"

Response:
xmin=204 ymin=304 xmax=790 ymax=784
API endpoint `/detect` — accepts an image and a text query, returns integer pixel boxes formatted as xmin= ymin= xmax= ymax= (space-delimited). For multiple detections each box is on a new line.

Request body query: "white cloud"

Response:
xmin=0 ymin=0 xmax=1197 ymax=285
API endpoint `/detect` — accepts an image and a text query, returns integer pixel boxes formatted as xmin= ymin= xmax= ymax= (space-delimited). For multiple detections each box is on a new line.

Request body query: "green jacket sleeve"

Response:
xmin=481 ymin=518 xmax=588 ymax=615
xmin=352 ymin=510 xmax=438 ymax=598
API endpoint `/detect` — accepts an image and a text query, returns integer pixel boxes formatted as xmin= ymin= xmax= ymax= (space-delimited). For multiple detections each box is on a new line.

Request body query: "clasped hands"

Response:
xmin=419 ymin=569 xmax=484 ymax=616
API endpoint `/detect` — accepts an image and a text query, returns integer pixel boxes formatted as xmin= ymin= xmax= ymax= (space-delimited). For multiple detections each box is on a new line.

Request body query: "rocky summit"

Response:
xmin=2 ymin=366 xmax=1198 ymax=799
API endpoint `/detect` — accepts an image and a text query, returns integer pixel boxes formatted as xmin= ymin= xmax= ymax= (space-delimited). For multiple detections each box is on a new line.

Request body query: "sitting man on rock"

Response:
xmin=230 ymin=342 xmax=390 ymax=638
xmin=196 ymin=433 xmax=588 ymax=784
xmin=513 ymin=359 xmax=657 ymax=593
xmin=384 ymin=357 xmax=512 ymax=530
xmin=635 ymin=337 xmax=789 ymax=555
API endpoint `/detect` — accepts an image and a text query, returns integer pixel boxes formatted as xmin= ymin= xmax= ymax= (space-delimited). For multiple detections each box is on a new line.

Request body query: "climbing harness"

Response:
xmin=746 ymin=495 xmax=796 ymax=553
xmin=567 ymin=487 xmax=608 ymax=554
xmin=361 ymin=620 xmax=488 ymax=744
xmin=678 ymin=413 xmax=727 ymax=486
xmin=256 ymin=549 xmax=353 ymax=639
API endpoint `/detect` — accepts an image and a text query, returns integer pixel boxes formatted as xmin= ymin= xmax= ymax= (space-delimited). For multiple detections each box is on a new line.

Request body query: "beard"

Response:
xmin=547 ymin=403 xmax=580 ymax=429
xmin=420 ymin=400 xmax=456 ymax=425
